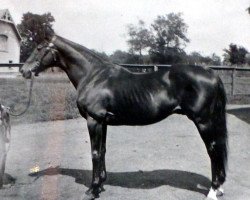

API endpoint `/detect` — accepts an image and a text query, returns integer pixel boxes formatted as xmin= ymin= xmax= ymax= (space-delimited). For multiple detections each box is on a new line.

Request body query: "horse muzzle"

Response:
xmin=20 ymin=69 xmax=32 ymax=79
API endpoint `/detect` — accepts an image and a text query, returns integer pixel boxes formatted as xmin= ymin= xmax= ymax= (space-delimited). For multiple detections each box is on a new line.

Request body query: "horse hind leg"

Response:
xmin=194 ymin=116 xmax=228 ymax=200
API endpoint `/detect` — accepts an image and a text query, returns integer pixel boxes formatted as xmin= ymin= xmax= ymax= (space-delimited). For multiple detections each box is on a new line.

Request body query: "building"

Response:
xmin=0 ymin=9 xmax=21 ymax=73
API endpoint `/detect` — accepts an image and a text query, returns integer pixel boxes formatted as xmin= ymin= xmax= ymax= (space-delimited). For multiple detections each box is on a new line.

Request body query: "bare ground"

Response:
xmin=0 ymin=113 xmax=249 ymax=200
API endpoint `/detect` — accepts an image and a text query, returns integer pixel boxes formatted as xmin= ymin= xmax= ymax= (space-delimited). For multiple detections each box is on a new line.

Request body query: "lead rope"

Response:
xmin=9 ymin=73 xmax=34 ymax=117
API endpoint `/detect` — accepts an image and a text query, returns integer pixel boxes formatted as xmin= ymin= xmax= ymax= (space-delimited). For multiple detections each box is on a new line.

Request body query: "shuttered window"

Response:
xmin=0 ymin=34 xmax=8 ymax=52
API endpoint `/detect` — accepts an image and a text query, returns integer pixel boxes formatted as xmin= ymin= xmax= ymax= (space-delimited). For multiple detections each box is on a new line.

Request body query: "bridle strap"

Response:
xmin=9 ymin=74 xmax=34 ymax=117
xmin=50 ymin=35 xmax=56 ymax=43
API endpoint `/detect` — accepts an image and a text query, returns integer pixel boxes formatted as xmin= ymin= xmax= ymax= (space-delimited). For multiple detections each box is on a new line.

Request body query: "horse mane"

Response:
xmin=55 ymin=35 xmax=115 ymax=67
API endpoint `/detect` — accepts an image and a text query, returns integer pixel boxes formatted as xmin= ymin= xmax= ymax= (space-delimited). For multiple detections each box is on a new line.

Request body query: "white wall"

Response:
xmin=0 ymin=22 xmax=20 ymax=63
xmin=0 ymin=66 xmax=19 ymax=73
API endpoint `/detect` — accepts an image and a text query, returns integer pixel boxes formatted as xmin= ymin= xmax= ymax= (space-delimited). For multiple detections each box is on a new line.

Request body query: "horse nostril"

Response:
xmin=21 ymin=70 xmax=32 ymax=79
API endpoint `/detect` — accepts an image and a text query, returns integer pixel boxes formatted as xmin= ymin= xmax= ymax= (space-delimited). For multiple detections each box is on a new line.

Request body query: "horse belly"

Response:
xmin=107 ymin=96 xmax=177 ymax=126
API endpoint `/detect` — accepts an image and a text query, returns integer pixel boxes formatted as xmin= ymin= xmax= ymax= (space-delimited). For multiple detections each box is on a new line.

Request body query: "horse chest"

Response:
xmin=77 ymin=87 xmax=112 ymax=120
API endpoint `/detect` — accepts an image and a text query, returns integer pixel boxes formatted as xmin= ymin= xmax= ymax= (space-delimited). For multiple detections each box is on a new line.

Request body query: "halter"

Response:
xmin=31 ymin=37 xmax=58 ymax=74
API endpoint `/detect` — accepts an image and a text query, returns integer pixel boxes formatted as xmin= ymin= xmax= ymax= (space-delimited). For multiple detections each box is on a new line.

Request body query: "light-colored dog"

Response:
xmin=0 ymin=104 xmax=11 ymax=188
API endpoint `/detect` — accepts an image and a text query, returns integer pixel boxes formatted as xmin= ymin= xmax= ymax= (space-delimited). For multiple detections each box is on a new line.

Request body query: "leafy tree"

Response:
xmin=210 ymin=53 xmax=221 ymax=66
xmin=127 ymin=20 xmax=152 ymax=63
xmin=188 ymin=51 xmax=203 ymax=65
xmin=245 ymin=53 xmax=250 ymax=65
xmin=110 ymin=50 xmax=140 ymax=64
xmin=223 ymin=44 xmax=248 ymax=65
xmin=187 ymin=52 xmax=221 ymax=66
xmin=17 ymin=12 xmax=55 ymax=62
xmin=149 ymin=13 xmax=189 ymax=64
xmin=91 ymin=49 xmax=110 ymax=60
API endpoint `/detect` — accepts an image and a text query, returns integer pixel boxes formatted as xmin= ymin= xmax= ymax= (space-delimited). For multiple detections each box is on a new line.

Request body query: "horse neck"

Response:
xmin=53 ymin=36 xmax=107 ymax=88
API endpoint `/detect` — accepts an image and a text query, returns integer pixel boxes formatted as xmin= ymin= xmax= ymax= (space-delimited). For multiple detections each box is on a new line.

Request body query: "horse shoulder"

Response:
xmin=76 ymin=82 xmax=114 ymax=121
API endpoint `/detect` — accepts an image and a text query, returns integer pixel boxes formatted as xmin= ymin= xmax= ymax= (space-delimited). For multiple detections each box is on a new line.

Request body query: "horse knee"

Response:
xmin=101 ymin=148 xmax=106 ymax=156
xmin=92 ymin=150 xmax=101 ymax=160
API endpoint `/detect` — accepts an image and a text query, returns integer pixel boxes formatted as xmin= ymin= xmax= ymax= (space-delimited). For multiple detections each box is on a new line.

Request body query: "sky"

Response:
xmin=2 ymin=0 xmax=250 ymax=57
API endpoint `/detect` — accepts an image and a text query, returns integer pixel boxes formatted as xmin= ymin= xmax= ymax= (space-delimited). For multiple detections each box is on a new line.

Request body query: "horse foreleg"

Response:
xmin=84 ymin=117 xmax=105 ymax=200
xmin=100 ymin=125 xmax=107 ymax=190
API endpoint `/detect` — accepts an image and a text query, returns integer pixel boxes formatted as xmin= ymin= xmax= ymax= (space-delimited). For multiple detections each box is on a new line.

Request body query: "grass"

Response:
xmin=0 ymin=73 xmax=80 ymax=124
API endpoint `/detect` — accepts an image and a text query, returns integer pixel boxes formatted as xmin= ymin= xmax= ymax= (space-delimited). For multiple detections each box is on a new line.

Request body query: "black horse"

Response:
xmin=20 ymin=33 xmax=228 ymax=200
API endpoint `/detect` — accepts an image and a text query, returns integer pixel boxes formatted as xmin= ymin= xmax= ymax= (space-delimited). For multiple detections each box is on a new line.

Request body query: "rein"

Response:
xmin=9 ymin=73 xmax=34 ymax=117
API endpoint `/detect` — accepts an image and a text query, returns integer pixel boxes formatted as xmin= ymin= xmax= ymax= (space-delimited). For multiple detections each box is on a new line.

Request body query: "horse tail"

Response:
xmin=212 ymin=76 xmax=228 ymax=183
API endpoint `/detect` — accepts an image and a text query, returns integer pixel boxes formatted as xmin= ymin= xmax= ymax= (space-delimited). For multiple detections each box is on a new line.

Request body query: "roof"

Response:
xmin=0 ymin=9 xmax=22 ymax=41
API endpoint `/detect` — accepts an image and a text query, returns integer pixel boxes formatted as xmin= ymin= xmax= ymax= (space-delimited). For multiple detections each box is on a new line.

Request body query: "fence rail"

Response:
xmin=0 ymin=63 xmax=23 ymax=68
xmin=1 ymin=63 xmax=249 ymax=102
xmin=0 ymin=63 xmax=22 ymax=73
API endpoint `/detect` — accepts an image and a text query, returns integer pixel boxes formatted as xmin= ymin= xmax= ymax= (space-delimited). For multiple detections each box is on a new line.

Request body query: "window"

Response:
xmin=0 ymin=34 xmax=8 ymax=52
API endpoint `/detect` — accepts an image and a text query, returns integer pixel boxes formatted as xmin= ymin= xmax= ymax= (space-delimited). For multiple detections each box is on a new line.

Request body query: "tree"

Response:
xmin=17 ymin=12 xmax=55 ymax=62
xmin=210 ymin=53 xmax=221 ymax=66
xmin=91 ymin=49 xmax=110 ymax=60
xmin=149 ymin=13 xmax=189 ymax=64
xmin=245 ymin=53 xmax=250 ymax=65
xmin=188 ymin=51 xmax=203 ymax=65
xmin=187 ymin=52 xmax=221 ymax=66
xmin=223 ymin=44 xmax=248 ymax=65
xmin=127 ymin=20 xmax=152 ymax=63
xmin=110 ymin=50 xmax=140 ymax=64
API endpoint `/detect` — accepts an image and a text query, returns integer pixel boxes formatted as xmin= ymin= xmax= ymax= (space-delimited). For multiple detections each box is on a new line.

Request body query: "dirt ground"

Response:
xmin=0 ymin=110 xmax=249 ymax=200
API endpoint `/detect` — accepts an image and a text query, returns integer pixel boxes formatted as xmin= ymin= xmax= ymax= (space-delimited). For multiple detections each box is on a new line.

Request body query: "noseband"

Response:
xmin=31 ymin=39 xmax=58 ymax=73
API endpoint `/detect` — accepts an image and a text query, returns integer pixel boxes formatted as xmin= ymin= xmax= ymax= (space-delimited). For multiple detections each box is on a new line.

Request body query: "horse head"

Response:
xmin=20 ymin=39 xmax=58 ymax=79
xmin=20 ymin=26 xmax=58 ymax=79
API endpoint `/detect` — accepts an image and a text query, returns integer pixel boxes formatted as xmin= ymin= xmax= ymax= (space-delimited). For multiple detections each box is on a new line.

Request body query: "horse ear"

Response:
xmin=43 ymin=24 xmax=55 ymax=41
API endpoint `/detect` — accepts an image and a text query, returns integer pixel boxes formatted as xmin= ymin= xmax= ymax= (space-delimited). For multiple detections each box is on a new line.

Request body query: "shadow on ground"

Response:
xmin=29 ymin=167 xmax=210 ymax=195
xmin=3 ymin=173 xmax=16 ymax=186
xmin=227 ymin=108 xmax=250 ymax=124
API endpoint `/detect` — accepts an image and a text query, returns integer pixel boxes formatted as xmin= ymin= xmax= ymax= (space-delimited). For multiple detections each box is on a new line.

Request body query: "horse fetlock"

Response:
xmin=218 ymin=171 xmax=226 ymax=184
xmin=100 ymin=171 xmax=107 ymax=183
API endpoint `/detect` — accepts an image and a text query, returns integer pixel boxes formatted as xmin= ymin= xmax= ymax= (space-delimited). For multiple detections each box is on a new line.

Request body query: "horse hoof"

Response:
xmin=84 ymin=187 xmax=100 ymax=200
xmin=83 ymin=190 xmax=99 ymax=200
xmin=216 ymin=187 xmax=224 ymax=196
xmin=82 ymin=193 xmax=96 ymax=200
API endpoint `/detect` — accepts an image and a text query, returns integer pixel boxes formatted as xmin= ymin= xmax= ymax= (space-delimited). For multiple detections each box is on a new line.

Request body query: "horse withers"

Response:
xmin=20 ymin=30 xmax=228 ymax=200
xmin=0 ymin=104 xmax=11 ymax=188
